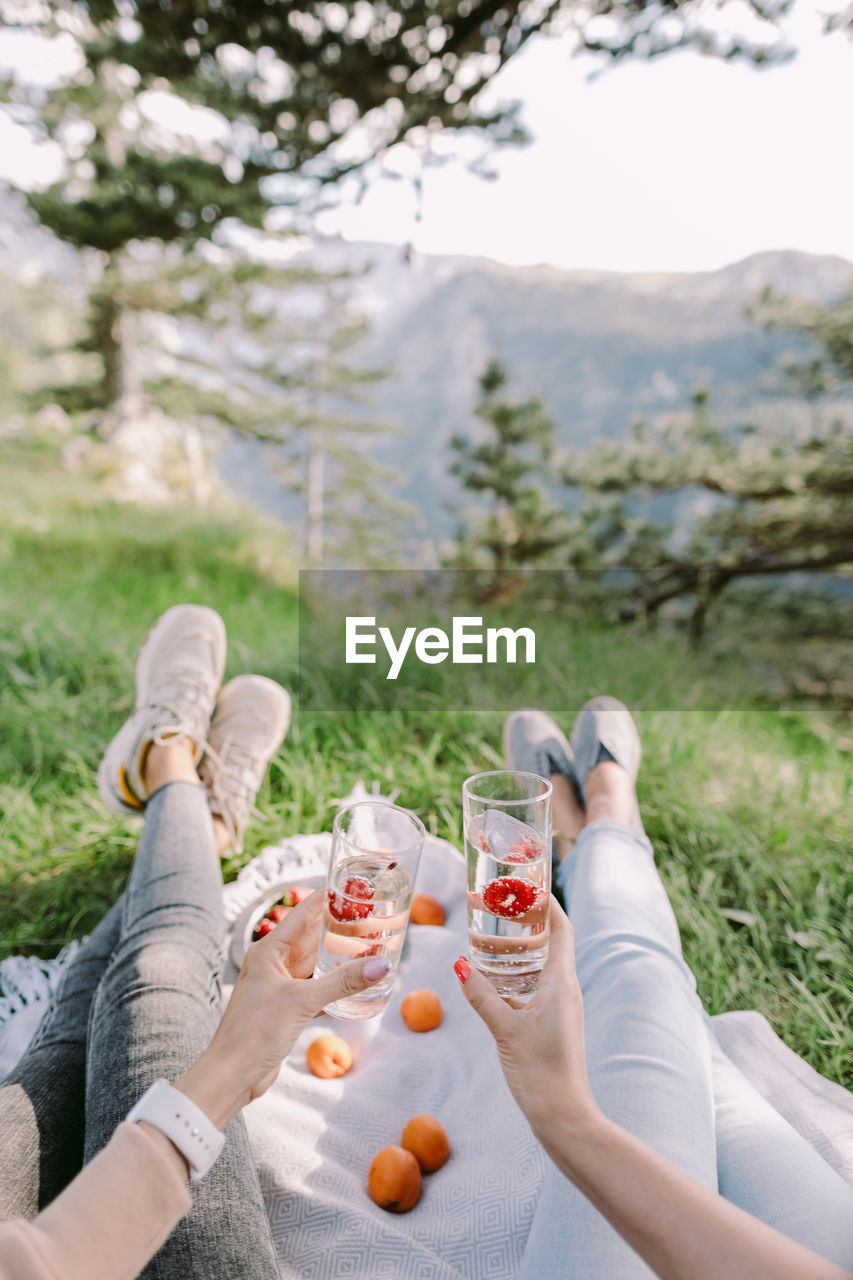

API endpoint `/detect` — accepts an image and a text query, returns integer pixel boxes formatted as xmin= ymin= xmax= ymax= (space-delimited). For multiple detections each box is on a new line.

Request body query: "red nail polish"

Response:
xmin=453 ymin=956 xmax=472 ymax=984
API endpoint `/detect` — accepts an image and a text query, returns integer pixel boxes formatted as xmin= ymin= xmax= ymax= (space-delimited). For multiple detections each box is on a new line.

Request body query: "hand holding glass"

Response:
xmin=462 ymin=771 xmax=552 ymax=998
xmin=314 ymin=801 xmax=425 ymax=1019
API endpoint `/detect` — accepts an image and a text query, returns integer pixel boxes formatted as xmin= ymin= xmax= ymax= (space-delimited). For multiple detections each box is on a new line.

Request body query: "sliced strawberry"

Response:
xmin=504 ymin=834 xmax=543 ymax=864
xmin=268 ymin=903 xmax=289 ymax=923
xmin=328 ymin=874 xmax=375 ymax=922
xmin=482 ymin=876 xmax=538 ymax=919
xmin=290 ymin=886 xmax=313 ymax=904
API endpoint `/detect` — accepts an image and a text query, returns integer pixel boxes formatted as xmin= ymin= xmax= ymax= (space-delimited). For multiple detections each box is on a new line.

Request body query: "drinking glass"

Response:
xmin=314 ymin=800 xmax=425 ymax=1019
xmin=462 ymin=771 xmax=552 ymax=998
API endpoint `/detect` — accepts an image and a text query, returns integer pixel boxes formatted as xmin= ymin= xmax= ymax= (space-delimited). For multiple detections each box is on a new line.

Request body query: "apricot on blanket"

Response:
xmin=401 ymin=1115 xmax=450 ymax=1172
xmin=400 ymin=989 xmax=443 ymax=1032
xmin=368 ymin=1146 xmax=422 ymax=1213
xmin=306 ymin=1034 xmax=353 ymax=1079
xmin=410 ymin=894 xmax=446 ymax=926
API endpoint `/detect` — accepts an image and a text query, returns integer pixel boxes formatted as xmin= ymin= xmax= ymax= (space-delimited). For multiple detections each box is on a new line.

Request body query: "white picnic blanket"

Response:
xmin=223 ymin=832 xmax=853 ymax=1278
xmin=223 ymin=828 xmax=548 ymax=1280
xmin=2 ymin=790 xmax=852 ymax=1278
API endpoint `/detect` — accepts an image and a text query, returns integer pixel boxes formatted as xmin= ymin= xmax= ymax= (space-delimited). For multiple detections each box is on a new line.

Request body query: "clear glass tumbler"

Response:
xmin=314 ymin=800 xmax=425 ymax=1019
xmin=462 ymin=770 xmax=552 ymax=998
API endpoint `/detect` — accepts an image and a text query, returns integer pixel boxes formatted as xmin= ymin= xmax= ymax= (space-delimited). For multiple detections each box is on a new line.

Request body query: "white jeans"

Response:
xmin=519 ymin=820 xmax=853 ymax=1278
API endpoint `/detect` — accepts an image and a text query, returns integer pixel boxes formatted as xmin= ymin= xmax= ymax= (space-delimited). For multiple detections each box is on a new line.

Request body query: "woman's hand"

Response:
xmin=457 ymin=900 xmax=853 ymax=1280
xmin=455 ymin=895 xmax=600 ymax=1139
xmin=175 ymin=889 xmax=388 ymax=1129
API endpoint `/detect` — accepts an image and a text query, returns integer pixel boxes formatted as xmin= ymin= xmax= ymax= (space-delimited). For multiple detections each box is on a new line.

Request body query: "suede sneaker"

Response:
xmin=570 ymin=696 xmax=645 ymax=836
xmin=199 ymin=674 xmax=291 ymax=855
xmin=502 ymin=708 xmax=580 ymax=792
xmin=97 ymin=604 xmax=227 ymax=815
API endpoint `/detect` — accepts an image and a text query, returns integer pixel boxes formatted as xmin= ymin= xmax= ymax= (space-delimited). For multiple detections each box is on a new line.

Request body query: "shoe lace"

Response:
xmin=202 ymin=735 xmax=266 ymax=853
xmin=147 ymin=671 xmax=216 ymax=749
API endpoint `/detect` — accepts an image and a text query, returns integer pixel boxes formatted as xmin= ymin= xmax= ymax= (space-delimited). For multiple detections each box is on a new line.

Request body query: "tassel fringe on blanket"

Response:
xmin=0 ymin=940 xmax=82 ymax=1079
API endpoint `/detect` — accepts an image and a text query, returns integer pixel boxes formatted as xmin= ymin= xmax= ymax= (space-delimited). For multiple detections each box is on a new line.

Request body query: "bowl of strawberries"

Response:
xmin=251 ymin=884 xmax=316 ymax=940
xmin=231 ymin=875 xmax=324 ymax=967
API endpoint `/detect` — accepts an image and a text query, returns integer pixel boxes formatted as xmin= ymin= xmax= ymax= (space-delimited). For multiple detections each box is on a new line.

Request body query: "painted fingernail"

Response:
xmin=363 ymin=957 xmax=390 ymax=982
xmin=453 ymin=956 xmax=472 ymax=984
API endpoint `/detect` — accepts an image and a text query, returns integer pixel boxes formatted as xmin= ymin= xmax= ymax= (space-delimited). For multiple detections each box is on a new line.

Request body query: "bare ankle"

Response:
xmin=551 ymin=772 xmax=585 ymax=864
xmin=583 ymin=761 xmax=635 ymax=828
xmin=554 ymin=833 xmax=577 ymax=863
xmin=213 ymin=815 xmax=232 ymax=858
xmin=551 ymin=772 xmax=584 ymax=826
xmin=142 ymin=740 xmax=199 ymax=796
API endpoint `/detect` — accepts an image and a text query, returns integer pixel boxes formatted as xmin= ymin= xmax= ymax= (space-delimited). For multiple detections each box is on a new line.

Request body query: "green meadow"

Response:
xmin=1 ymin=438 xmax=850 ymax=1086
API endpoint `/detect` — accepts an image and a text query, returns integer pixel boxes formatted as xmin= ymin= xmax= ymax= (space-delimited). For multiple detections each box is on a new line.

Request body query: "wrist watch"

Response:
xmin=126 ymin=1078 xmax=226 ymax=1181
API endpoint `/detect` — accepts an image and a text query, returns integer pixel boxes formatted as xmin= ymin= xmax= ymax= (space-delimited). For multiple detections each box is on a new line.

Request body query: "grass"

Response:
xmin=0 ymin=437 xmax=851 ymax=1087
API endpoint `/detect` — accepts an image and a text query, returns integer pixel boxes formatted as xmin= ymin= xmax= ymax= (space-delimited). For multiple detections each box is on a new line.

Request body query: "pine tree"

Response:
xmin=0 ymin=0 xmax=534 ymax=417
xmin=560 ymin=295 xmax=853 ymax=642
xmin=87 ymin=0 xmax=797 ymax=114
xmin=448 ymin=358 xmax=569 ymax=597
xmin=2 ymin=0 xmax=799 ymax=419
xmin=29 ymin=241 xmax=314 ymax=423
xmin=242 ymin=273 xmax=411 ymax=567
xmin=139 ymin=251 xmax=410 ymax=564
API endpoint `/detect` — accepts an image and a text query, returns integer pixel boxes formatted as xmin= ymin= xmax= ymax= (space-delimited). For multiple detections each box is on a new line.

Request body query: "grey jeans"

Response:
xmin=0 ymin=780 xmax=280 ymax=1278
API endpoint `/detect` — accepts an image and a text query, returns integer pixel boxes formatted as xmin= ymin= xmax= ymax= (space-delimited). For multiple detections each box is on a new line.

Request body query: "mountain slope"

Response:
xmin=338 ymin=244 xmax=853 ymax=526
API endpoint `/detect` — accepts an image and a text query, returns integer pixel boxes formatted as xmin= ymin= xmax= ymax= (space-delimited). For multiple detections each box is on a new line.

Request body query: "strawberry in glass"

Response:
xmin=462 ymin=773 xmax=552 ymax=999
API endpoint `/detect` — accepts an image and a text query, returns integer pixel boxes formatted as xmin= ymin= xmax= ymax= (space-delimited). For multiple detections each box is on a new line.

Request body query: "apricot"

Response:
xmin=410 ymin=894 xmax=446 ymax=926
xmin=400 ymin=988 xmax=443 ymax=1032
xmin=368 ymin=1145 xmax=422 ymax=1213
xmin=401 ymin=1115 xmax=450 ymax=1172
xmin=306 ymin=1034 xmax=353 ymax=1079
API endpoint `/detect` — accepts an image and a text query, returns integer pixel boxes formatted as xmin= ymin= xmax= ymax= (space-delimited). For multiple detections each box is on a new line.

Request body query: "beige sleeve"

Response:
xmin=0 ymin=1122 xmax=193 ymax=1280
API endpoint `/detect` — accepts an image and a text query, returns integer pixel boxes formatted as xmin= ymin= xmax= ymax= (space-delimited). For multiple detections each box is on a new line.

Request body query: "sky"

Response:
xmin=1 ymin=3 xmax=851 ymax=276
xmin=318 ymin=4 xmax=853 ymax=273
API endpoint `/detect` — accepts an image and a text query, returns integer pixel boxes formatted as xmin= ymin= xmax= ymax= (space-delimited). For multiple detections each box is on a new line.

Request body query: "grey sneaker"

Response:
xmin=570 ymin=696 xmax=644 ymax=835
xmin=97 ymin=605 xmax=226 ymax=815
xmin=199 ymin=675 xmax=291 ymax=855
xmin=502 ymin=708 xmax=580 ymax=791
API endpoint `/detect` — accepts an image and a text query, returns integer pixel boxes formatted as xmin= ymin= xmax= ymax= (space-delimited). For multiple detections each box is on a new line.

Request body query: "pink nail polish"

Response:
xmin=363 ymin=957 xmax=390 ymax=982
xmin=453 ymin=956 xmax=472 ymax=984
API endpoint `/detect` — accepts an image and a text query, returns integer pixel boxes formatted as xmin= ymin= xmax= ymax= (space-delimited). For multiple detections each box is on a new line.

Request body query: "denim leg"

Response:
xmin=0 ymin=901 xmax=123 ymax=1219
xmin=519 ymin=821 xmax=717 ymax=1280
xmin=85 ymin=780 xmax=279 ymax=1280
xmin=709 ymin=1027 xmax=853 ymax=1270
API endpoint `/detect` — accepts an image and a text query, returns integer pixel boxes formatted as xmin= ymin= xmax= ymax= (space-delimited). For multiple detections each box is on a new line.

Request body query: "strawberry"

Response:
xmin=328 ymin=874 xmax=374 ymax=922
xmin=268 ymin=903 xmax=289 ymax=923
xmin=482 ymin=876 xmax=538 ymax=919
xmin=290 ymin=886 xmax=313 ymax=904
xmin=254 ymin=917 xmax=276 ymax=939
xmin=504 ymin=834 xmax=543 ymax=864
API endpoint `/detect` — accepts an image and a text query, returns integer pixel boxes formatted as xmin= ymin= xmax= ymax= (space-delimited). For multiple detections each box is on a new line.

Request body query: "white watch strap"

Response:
xmin=126 ymin=1079 xmax=226 ymax=1181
